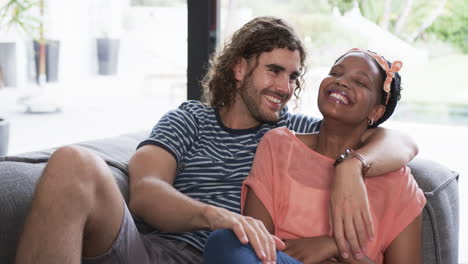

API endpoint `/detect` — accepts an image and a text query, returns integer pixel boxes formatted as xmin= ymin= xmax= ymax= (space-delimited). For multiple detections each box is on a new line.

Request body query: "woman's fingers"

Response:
xmin=362 ymin=208 xmax=375 ymax=241
xmin=353 ymin=213 xmax=368 ymax=253
xmin=344 ymin=216 xmax=363 ymax=259
xmin=332 ymin=212 xmax=350 ymax=259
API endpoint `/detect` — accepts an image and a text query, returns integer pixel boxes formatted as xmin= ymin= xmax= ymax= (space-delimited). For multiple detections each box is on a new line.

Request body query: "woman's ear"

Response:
xmin=369 ymin=105 xmax=386 ymax=123
xmin=234 ymin=58 xmax=248 ymax=81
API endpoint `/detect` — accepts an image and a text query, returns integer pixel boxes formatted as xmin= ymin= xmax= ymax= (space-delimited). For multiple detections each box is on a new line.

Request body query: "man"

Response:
xmin=15 ymin=17 xmax=417 ymax=264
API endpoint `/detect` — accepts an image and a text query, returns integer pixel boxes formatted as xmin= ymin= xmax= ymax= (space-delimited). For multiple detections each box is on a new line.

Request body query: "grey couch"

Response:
xmin=0 ymin=131 xmax=459 ymax=263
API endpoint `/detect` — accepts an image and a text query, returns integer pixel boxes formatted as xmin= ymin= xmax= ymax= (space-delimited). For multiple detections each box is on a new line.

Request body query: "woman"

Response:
xmin=203 ymin=49 xmax=426 ymax=264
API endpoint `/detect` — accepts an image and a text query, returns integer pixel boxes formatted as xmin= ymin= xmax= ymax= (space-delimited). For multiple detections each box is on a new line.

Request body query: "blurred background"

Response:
xmin=0 ymin=0 xmax=466 ymax=262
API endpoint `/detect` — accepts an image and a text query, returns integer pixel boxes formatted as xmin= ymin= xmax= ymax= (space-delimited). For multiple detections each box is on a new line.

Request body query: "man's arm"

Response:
xmin=331 ymin=127 xmax=418 ymax=260
xmin=357 ymin=127 xmax=418 ymax=177
xmin=128 ymin=145 xmax=209 ymax=231
xmin=128 ymin=145 xmax=279 ymax=262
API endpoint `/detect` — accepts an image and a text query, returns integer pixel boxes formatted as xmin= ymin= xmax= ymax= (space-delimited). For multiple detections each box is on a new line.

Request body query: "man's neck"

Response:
xmin=218 ymin=102 xmax=260 ymax=130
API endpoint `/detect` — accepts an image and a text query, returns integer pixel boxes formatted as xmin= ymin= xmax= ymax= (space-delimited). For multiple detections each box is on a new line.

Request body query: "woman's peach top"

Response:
xmin=241 ymin=127 xmax=426 ymax=263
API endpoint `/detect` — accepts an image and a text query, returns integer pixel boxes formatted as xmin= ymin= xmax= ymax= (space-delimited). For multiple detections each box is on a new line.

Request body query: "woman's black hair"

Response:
xmin=372 ymin=61 xmax=401 ymax=128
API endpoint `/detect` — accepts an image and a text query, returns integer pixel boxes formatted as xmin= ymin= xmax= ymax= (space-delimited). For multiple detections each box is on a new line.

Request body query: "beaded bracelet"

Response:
xmin=333 ymin=149 xmax=371 ymax=175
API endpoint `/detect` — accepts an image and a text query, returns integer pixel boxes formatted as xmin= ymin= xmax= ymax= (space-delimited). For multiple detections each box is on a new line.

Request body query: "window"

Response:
xmin=220 ymin=1 xmax=467 ymax=261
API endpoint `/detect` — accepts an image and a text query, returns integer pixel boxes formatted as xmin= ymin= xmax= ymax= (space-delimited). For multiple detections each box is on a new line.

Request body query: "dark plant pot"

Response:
xmin=0 ymin=42 xmax=17 ymax=87
xmin=97 ymin=38 xmax=120 ymax=75
xmin=33 ymin=40 xmax=60 ymax=83
xmin=0 ymin=118 xmax=10 ymax=156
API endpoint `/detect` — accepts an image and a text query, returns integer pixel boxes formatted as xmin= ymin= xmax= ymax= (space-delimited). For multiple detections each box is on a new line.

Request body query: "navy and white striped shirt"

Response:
xmin=137 ymin=100 xmax=321 ymax=251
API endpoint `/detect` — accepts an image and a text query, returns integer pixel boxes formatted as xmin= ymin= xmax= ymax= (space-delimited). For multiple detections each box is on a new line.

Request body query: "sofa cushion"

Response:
xmin=1 ymin=131 xmax=148 ymax=173
xmin=408 ymin=158 xmax=459 ymax=264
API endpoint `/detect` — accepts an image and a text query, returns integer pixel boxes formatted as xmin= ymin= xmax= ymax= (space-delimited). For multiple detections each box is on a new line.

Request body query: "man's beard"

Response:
xmin=239 ymin=79 xmax=282 ymax=125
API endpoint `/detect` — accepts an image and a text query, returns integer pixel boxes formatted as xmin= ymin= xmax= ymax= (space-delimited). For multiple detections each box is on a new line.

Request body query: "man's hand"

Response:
xmin=330 ymin=158 xmax=374 ymax=261
xmin=203 ymin=205 xmax=285 ymax=263
xmin=283 ymin=236 xmax=338 ymax=263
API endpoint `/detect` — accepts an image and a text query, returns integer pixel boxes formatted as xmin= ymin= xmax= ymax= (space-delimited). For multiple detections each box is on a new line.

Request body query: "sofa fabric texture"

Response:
xmin=0 ymin=131 xmax=459 ymax=263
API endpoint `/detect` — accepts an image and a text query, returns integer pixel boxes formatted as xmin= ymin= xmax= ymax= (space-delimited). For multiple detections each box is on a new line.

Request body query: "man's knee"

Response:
xmin=41 ymin=145 xmax=115 ymax=203
xmin=46 ymin=145 xmax=110 ymax=184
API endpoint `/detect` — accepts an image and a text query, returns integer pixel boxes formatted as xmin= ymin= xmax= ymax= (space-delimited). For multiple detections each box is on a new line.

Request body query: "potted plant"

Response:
xmin=0 ymin=0 xmax=39 ymax=88
xmin=0 ymin=0 xmax=60 ymax=86
xmin=0 ymin=117 xmax=9 ymax=156
xmin=0 ymin=0 xmax=41 ymax=155
xmin=94 ymin=0 xmax=121 ymax=75
xmin=97 ymin=35 xmax=120 ymax=75
xmin=32 ymin=0 xmax=60 ymax=84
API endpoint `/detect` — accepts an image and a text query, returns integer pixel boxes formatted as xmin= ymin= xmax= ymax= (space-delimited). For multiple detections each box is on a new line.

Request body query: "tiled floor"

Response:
xmin=1 ymin=77 xmax=466 ymax=262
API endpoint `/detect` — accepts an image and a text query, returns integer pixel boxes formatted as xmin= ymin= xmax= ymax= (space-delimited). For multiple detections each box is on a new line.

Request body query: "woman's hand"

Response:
xmin=203 ymin=205 xmax=285 ymax=263
xmin=330 ymin=158 xmax=374 ymax=260
xmin=283 ymin=236 xmax=338 ymax=263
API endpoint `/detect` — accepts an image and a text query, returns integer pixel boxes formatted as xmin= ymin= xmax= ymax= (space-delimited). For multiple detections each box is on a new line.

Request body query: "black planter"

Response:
xmin=33 ymin=40 xmax=60 ymax=83
xmin=0 ymin=118 xmax=9 ymax=156
xmin=0 ymin=42 xmax=17 ymax=87
xmin=97 ymin=38 xmax=120 ymax=75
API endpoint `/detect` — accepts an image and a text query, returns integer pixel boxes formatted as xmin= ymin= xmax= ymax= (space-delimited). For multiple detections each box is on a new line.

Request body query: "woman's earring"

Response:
xmin=368 ymin=118 xmax=374 ymax=126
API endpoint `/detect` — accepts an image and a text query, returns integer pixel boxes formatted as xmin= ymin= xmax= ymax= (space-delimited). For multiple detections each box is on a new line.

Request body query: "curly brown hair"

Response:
xmin=201 ymin=16 xmax=307 ymax=108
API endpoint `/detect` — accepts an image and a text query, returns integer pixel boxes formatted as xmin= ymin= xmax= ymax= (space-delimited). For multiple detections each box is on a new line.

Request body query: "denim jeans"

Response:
xmin=203 ymin=229 xmax=302 ymax=264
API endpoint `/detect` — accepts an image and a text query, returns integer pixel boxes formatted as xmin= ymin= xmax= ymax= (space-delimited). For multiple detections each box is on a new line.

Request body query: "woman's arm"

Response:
xmin=330 ymin=213 xmax=423 ymax=264
xmin=331 ymin=127 xmax=418 ymax=260
xmin=384 ymin=214 xmax=423 ymax=264
xmin=243 ymin=187 xmax=286 ymax=262
xmin=243 ymin=187 xmax=275 ymax=234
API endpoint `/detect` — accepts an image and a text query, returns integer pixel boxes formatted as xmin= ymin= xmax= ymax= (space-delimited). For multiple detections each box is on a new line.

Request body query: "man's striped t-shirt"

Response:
xmin=137 ymin=100 xmax=321 ymax=251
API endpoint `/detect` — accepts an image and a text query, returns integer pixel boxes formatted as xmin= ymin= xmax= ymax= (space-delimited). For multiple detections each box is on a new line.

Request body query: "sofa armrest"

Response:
xmin=408 ymin=159 xmax=459 ymax=264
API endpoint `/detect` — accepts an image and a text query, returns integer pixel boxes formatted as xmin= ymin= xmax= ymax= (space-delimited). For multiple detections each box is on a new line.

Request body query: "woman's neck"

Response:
xmin=315 ymin=119 xmax=367 ymax=159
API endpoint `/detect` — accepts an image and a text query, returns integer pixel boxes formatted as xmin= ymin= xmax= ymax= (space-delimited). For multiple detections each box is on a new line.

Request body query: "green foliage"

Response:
xmin=427 ymin=0 xmax=468 ymax=53
xmin=328 ymin=0 xmax=466 ymax=52
xmin=358 ymin=0 xmax=381 ymax=22
xmin=0 ymin=0 xmax=40 ymax=36
xmin=329 ymin=0 xmax=354 ymax=13
xmin=220 ymin=0 xmax=465 ymax=53
xmin=397 ymin=0 xmax=441 ymax=35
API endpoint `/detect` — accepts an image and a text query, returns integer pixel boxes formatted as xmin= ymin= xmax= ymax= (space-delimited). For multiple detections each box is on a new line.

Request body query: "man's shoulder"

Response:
xmin=178 ymin=100 xmax=210 ymax=111
xmin=165 ymin=100 xmax=214 ymax=122
xmin=279 ymin=110 xmax=321 ymax=132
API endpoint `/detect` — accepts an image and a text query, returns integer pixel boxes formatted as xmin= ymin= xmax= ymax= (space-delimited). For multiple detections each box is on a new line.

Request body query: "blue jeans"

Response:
xmin=203 ymin=229 xmax=302 ymax=264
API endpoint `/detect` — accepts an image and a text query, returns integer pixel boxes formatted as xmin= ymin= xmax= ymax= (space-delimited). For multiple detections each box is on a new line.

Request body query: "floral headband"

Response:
xmin=346 ymin=48 xmax=403 ymax=105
